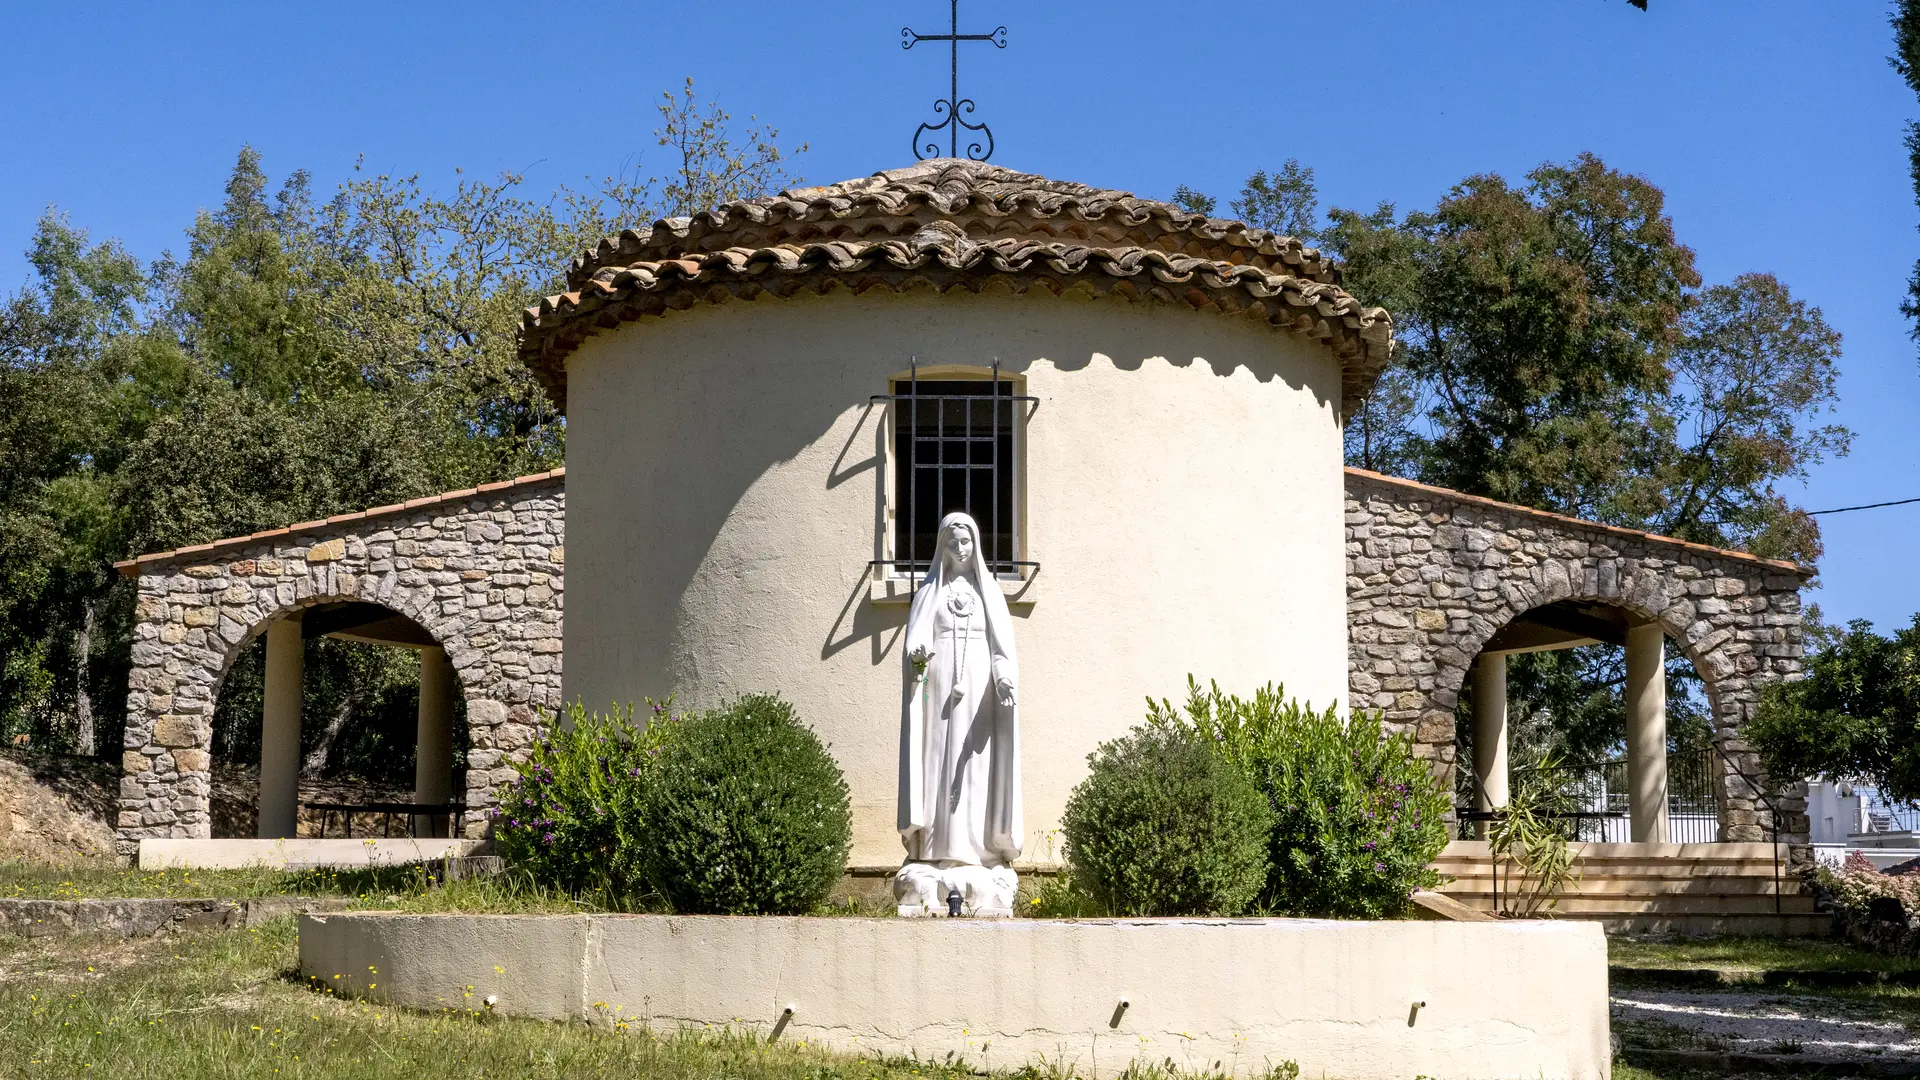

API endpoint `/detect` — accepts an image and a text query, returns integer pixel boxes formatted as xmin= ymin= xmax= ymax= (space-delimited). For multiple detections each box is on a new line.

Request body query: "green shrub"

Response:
xmin=1152 ymin=678 xmax=1450 ymax=918
xmin=492 ymin=701 xmax=679 ymax=904
xmin=641 ymin=693 xmax=852 ymax=915
xmin=1060 ymin=724 xmax=1273 ymax=916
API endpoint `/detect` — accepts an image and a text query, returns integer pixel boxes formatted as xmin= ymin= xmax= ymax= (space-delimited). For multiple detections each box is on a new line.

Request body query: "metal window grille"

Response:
xmin=871 ymin=362 xmax=1037 ymax=586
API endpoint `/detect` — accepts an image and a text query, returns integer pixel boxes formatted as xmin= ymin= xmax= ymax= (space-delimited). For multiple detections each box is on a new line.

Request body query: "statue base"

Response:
xmin=893 ymin=860 xmax=1018 ymax=918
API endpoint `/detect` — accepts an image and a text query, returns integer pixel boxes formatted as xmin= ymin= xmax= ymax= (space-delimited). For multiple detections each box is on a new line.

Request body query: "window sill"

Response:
xmin=868 ymin=573 xmax=1039 ymax=607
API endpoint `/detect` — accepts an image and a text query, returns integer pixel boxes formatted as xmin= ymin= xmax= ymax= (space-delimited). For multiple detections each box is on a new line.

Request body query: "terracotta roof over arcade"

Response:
xmin=111 ymin=468 xmax=566 ymax=577
xmin=1344 ymin=467 xmax=1814 ymax=576
xmin=519 ymin=160 xmax=1394 ymax=414
xmin=111 ymin=462 xmax=1807 ymax=582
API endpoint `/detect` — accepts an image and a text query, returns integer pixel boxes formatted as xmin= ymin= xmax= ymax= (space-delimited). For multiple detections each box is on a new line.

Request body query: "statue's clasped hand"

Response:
xmin=995 ymin=675 xmax=1016 ymax=707
xmin=910 ymin=645 xmax=931 ymax=682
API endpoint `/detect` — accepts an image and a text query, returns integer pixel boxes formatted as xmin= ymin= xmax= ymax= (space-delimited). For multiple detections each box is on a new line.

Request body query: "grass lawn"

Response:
xmin=0 ymin=858 xmax=591 ymax=914
xmin=0 ymin=858 xmax=904 ymax=917
xmin=1608 ymin=934 xmax=1920 ymax=974
xmin=0 ymin=918 xmax=1018 ymax=1079
xmin=0 ymin=915 xmax=1627 ymax=1080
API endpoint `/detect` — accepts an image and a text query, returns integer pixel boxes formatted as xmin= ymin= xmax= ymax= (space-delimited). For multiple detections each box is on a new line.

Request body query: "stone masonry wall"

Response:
xmin=116 ymin=475 xmax=565 ymax=859
xmin=1343 ymin=469 xmax=1811 ymax=844
xmin=115 ymin=465 xmax=1814 ymax=858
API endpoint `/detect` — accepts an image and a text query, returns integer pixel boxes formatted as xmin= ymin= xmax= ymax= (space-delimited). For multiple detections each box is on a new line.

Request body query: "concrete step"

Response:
xmin=1435 ymin=892 xmax=1821 ymax=916
xmin=1591 ymin=912 xmax=1833 ymax=937
xmin=1430 ymin=839 xmax=1823 ymax=932
xmin=1436 ymin=854 xmax=1793 ymax=872
xmin=1436 ymin=873 xmax=1803 ymax=898
xmin=1442 ymin=840 xmax=1788 ymax=860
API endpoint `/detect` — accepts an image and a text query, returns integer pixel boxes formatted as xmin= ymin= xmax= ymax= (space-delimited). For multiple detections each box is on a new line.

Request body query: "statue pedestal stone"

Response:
xmin=893 ymin=861 xmax=1018 ymax=918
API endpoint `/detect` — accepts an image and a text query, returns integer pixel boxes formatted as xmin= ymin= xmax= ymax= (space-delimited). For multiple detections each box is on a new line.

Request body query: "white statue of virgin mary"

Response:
xmin=893 ymin=511 xmax=1022 ymax=916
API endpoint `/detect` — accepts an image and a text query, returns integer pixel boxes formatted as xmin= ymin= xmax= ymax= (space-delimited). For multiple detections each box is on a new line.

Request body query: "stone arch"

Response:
xmin=114 ymin=474 xmax=565 ymax=859
xmin=1343 ymin=468 xmax=1810 ymax=844
xmin=200 ymin=587 xmax=475 ymax=839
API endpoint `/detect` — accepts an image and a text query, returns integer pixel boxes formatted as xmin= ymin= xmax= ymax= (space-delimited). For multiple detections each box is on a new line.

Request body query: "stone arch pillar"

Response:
xmin=1343 ymin=468 xmax=1811 ymax=845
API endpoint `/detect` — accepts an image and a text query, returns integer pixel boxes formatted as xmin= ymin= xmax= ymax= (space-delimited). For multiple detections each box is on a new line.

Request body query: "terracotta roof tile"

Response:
xmin=522 ymin=161 xmax=1392 ymax=415
xmin=113 ymin=468 xmax=565 ymax=577
xmin=1344 ymin=468 xmax=1813 ymax=576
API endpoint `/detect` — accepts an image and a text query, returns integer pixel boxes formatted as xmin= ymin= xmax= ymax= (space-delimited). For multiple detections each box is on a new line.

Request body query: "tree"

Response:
xmin=1894 ymin=0 xmax=1920 ymax=351
xmin=1330 ymin=154 xmax=1702 ymax=523
xmin=1169 ymin=186 xmax=1216 ymax=217
xmin=1230 ymin=160 xmax=1321 ymax=241
xmin=651 ymin=77 xmax=805 ymax=219
xmin=1748 ymin=617 xmax=1920 ymax=802
xmin=0 ymin=80 xmax=805 ymax=765
xmin=1185 ymin=151 xmax=1849 ymax=771
xmin=1638 ymin=273 xmax=1848 ymax=562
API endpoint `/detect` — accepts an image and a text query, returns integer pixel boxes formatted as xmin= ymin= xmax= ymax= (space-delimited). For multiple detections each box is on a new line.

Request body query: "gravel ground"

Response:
xmin=1614 ymin=988 xmax=1920 ymax=1060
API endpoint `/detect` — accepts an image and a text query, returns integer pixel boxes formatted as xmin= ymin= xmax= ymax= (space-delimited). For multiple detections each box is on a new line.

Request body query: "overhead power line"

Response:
xmin=1807 ymin=496 xmax=1920 ymax=516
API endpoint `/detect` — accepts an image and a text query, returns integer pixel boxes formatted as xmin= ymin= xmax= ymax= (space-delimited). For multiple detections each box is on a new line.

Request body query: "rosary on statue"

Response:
xmin=902 ymin=0 xmax=1006 ymax=162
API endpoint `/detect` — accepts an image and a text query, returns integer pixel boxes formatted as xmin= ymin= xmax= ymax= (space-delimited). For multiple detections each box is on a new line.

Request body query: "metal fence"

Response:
xmin=1459 ymin=748 xmax=1721 ymax=842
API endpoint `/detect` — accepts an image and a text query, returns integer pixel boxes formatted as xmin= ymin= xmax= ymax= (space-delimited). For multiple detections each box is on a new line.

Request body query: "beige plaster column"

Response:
xmin=413 ymin=645 xmax=455 ymax=838
xmin=1472 ymin=653 xmax=1510 ymax=840
xmin=258 ymin=612 xmax=304 ymax=839
xmin=1625 ymin=622 xmax=1669 ymax=844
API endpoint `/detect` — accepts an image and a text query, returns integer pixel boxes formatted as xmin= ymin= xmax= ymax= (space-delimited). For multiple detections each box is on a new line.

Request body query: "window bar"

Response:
xmin=934 ymin=366 xmax=944 ymax=593
xmin=991 ymin=359 xmax=1001 ymax=573
xmin=965 ymin=392 xmax=975 ymax=560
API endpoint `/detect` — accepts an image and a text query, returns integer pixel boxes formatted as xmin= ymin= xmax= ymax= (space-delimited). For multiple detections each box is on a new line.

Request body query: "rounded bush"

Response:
xmin=1060 ymin=724 xmax=1273 ymax=916
xmin=641 ymin=693 xmax=852 ymax=915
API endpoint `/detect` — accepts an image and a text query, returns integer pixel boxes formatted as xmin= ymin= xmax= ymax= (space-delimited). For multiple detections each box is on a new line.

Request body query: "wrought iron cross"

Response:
xmin=902 ymin=1 xmax=1006 ymax=162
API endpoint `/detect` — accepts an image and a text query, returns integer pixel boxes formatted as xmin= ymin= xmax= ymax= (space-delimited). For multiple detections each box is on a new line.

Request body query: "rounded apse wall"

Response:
xmin=561 ymin=289 xmax=1349 ymax=867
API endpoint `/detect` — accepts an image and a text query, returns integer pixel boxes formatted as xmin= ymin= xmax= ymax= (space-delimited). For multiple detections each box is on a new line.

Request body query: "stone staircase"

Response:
xmin=1433 ymin=840 xmax=1830 ymax=936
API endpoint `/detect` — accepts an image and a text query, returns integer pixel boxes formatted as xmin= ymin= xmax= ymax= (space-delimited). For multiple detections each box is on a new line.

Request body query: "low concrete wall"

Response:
xmin=1 ymin=897 xmax=349 ymax=938
xmin=139 ymin=838 xmax=481 ymax=870
xmin=299 ymin=913 xmax=1610 ymax=1079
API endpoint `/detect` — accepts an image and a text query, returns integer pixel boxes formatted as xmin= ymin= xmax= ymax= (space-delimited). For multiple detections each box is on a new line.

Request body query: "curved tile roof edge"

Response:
xmin=567 ymin=160 xmax=1341 ymax=289
xmin=112 ymin=469 xmax=567 ymax=578
xmin=1344 ymin=467 xmax=1814 ymax=577
xmin=521 ymin=232 xmax=1393 ymax=414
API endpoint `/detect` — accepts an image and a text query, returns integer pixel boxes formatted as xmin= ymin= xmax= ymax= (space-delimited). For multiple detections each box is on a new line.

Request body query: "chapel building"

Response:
xmin=113 ymin=163 xmax=1813 ymax=927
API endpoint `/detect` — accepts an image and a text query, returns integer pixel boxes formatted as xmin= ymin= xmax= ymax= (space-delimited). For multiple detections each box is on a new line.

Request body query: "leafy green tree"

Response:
xmin=0 ymin=216 xmax=147 ymax=751
xmin=1330 ymin=154 xmax=1701 ymax=522
xmin=1748 ymin=617 xmax=1920 ymax=801
xmin=1230 ymin=159 xmax=1321 ymax=241
xmin=1169 ymin=185 xmax=1216 ymax=216
xmin=0 ymin=81 xmax=804 ymax=771
xmin=1641 ymin=272 xmax=1848 ymax=562
xmin=1188 ymin=151 xmax=1848 ymax=774
xmin=1894 ymin=0 xmax=1920 ymax=349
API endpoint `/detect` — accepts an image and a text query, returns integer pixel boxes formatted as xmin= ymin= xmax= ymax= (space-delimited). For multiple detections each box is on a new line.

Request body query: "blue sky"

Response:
xmin=2 ymin=0 xmax=1917 ymax=630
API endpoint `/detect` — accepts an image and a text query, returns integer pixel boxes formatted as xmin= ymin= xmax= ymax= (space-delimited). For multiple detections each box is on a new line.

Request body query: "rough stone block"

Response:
xmin=152 ymin=715 xmax=201 ymax=748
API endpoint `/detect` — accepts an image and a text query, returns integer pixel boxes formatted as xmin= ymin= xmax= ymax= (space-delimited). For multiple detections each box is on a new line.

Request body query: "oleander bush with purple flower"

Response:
xmin=492 ymin=700 xmax=683 ymax=905
xmin=1148 ymin=677 xmax=1450 ymax=918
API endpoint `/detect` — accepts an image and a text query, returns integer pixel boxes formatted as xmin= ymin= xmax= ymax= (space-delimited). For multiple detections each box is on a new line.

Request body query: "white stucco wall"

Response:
xmin=563 ymin=290 xmax=1348 ymax=867
xmin=300 ymin=912 xmax=1612 ymax=1080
